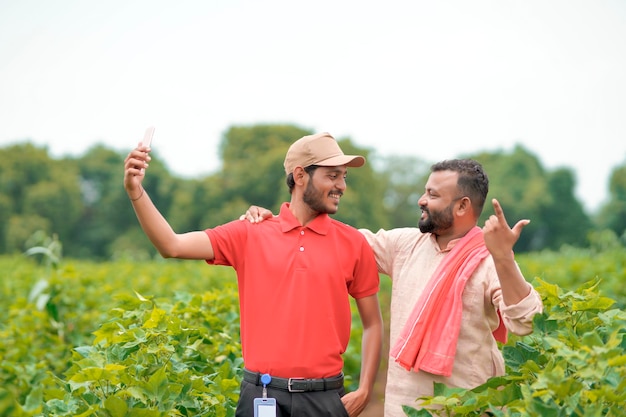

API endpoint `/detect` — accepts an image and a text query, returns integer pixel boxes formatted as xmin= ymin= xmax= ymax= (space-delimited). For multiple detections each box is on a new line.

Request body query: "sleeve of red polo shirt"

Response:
xmin=347 ymin=230 xmax=380 ymax=299
xmin=204 ymin=218 xmax=249 ymax=268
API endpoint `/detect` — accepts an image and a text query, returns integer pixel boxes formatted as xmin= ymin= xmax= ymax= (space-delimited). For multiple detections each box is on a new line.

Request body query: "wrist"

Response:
xmin=129 ymin=187 xmax=144 ymax=202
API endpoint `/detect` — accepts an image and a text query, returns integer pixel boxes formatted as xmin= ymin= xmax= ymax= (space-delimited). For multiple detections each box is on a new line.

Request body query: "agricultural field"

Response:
xmin=1 ymin=243 xmax=625 ymax=416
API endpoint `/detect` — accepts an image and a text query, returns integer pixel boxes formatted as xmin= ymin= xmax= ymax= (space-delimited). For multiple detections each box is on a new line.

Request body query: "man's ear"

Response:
xmin=457 ymin=196 xmax=471 ymax=215
xmin=293 ymin=166 xmax=306 ymax=184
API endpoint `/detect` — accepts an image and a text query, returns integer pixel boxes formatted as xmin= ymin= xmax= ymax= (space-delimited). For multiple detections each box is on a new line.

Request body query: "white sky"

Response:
xmin=1 ymin=0 xmax=625 ymax=213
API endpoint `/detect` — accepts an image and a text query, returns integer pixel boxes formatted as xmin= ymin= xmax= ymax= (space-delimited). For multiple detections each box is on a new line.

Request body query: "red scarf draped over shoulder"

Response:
xmin=389 ymin=226 xmax=507 ymax=377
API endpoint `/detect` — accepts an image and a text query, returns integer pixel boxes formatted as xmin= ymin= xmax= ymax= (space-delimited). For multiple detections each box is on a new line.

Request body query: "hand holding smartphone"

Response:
xmin=138 ymin=126 xmax=154 ymax=174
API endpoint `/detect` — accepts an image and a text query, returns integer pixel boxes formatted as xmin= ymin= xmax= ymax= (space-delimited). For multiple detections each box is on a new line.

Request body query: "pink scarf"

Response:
xmin=389 ymin=226 xmax=507 ymax=376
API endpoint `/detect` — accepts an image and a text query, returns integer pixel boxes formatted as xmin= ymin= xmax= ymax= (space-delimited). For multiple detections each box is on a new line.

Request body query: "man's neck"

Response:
xmin=434 ymin=224 xmax=477 ymax=250
xmin=288 ymin=200 xmax=320 ymax=226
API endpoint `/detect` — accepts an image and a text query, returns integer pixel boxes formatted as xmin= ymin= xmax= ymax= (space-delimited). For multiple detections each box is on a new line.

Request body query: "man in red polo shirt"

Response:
xmin=123 ymin=132 xmax=383 ymax=417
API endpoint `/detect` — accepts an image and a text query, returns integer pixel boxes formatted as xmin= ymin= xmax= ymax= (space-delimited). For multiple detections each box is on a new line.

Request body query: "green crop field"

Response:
xmin=1 ymin=244 xmax=625 ymax=416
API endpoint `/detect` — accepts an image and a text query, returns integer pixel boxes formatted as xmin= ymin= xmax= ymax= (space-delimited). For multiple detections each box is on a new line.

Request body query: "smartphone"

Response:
xmin=253 ymin=397 xmax=277 ymax=417
xmin=142 ymin=126 xmax=155 ymax=147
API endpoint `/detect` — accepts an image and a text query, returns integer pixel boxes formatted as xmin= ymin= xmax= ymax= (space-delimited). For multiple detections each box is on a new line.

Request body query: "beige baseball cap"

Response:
xmin=283 ymin=132 xmax=366 ymax=175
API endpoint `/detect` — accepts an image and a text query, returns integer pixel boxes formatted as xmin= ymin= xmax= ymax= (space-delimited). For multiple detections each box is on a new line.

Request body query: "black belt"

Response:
xmin=243 ymin=369 xmax=344 ymax=392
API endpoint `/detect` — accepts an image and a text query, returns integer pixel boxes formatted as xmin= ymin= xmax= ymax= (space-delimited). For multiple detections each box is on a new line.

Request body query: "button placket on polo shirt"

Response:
xmin=298 ymin=229 xmax=305 ymax=252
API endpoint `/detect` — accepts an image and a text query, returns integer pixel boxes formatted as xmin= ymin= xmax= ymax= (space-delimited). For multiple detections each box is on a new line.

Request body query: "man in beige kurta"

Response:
xmin=360 ymin=228 xmax=542 ymax=416
xmin=360 ymin=159 xmax=543 ymax=417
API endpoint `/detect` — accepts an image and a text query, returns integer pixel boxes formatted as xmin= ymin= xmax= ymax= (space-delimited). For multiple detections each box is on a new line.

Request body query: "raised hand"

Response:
xmin=123 ymin=143 xmax=151 ymax=200
xmin=482 ymin=198 xmax=530 ymax=260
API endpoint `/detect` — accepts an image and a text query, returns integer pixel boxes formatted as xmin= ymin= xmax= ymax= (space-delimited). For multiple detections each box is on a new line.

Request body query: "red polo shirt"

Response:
xmin=204 ymin=202 xmax=379 ymax=378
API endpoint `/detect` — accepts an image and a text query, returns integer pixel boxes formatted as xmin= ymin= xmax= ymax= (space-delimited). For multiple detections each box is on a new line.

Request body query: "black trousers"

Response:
xmin=236 ymin=380 xmax=350 ymax=417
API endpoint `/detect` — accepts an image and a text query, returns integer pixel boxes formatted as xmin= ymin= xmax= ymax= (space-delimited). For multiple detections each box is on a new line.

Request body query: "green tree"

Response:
xmin=0 ymin=143 xmax=81 ymax=253
xmin=0 ymin=143 xmax=55 ymax=210
xmin=596 ymin=162 xmax=626 ymax=238
xmin=471 ymin=145 xmax=591 ymax=252
xmin=539 ymin=167 xmax=592 ymax=248
xmin=70 ymin=144 xmax=128 ymax=258
xmin=23 ymin=174 xmax=82 ymax=246
xmin=219 ymin=124 xmax=311 ymax=212
xmin=375 ymin=155 xmax=430 ymax=229
xmin=173 ymin=174 xmax=237 ymax=229
xmin=167 ymin=177 xmax=208 ymax=232
xmin=0 ymin=193 xmax=12 ymax=252
xmin=4 ymin=214 xmax=51 ymax=253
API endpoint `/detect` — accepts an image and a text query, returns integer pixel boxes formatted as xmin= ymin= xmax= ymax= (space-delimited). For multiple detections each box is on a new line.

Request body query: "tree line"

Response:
xmin=1 ymin=123 xmax=625 ymax=260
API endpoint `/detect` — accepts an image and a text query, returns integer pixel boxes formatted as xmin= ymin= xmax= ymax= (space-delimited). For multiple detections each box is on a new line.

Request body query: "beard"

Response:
xmin=303 ymin=180 xmax=340 ymax=214
xmin=418 ymin=203 xmax=454 ymax=234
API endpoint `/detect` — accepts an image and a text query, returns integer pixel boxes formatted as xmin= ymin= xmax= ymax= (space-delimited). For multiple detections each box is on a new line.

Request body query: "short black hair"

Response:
xmin=431 ymin=159 xmax=489 ymax=215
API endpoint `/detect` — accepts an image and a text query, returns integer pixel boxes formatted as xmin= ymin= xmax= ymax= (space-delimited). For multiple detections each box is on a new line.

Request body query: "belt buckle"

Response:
xmin=287 ymin=377 xmax=306 ymax=392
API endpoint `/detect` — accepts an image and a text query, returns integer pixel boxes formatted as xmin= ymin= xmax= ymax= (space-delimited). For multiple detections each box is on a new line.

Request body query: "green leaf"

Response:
xmin=527 ymin=398 xmax=560 ymax=417
xmin=535 ymin=277 xmax=561 ymax=299
xmin=572 ymin=296 xmax=616 ymax=311
xmin=484 ymin=383 xmax=522 ymax=406
xmin=145 ymin=367 xmax=169 ymax=402
xmin=92 ymin=321 xmax=124 ymax=345
xmin=23 ymin=386 xmax=43 ymax=413
xmin=401 ymin=405 xmax=433 ymax=416
xmin=70 ymin=365 xmax=126 ymax=384
xmin=580 ymin=330 xmax=604 ymax=347
xmin=503 ymin=341 xmax=541 ymax=369
xmin=0 ymin=389 xmax=18 ymax=417
xmin=103 ymin=395 xmax=128 ymax=417
xmin=134 ymin=290 xmax=153 ymax=302
xmin=608 ymin=354 xmax=626 ymax=367
xmin=127 ymin=408 xmax=162 ymax=417
xmin=143 ymin=308 xmax=166 ymax=329
xmin=532 ymin=313 xmax=559 ymax=334
xmin=432 ymin=382 xmax=466 ymax=397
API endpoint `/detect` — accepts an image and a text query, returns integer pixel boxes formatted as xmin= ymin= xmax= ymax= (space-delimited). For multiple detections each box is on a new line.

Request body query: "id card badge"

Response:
xmin=254 ymin=397 xmax=277 ymax=417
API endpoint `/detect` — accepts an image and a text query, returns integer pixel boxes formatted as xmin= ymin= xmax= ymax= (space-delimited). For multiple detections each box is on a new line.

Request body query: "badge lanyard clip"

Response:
xmin=261 ymin=373 xmax=271 ymax=399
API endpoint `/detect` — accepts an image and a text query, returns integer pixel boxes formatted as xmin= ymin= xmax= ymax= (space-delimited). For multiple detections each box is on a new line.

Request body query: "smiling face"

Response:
xmin=417 ymin=170 xmax=462 ymax=235
xmin=302 ymin=165 xmax=348 ymax=214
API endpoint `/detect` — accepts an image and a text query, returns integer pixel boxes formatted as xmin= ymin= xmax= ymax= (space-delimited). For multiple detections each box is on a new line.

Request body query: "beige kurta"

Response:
xmin=360 ymin=227 xmax=542 ymax=417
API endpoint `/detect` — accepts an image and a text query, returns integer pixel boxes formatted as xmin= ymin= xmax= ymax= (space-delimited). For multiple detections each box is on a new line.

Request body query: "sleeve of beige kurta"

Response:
xmin=359 ymin=227 xmax=423 ymax=276
xmin=486 ymin=260 xmax=543 ymax=336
